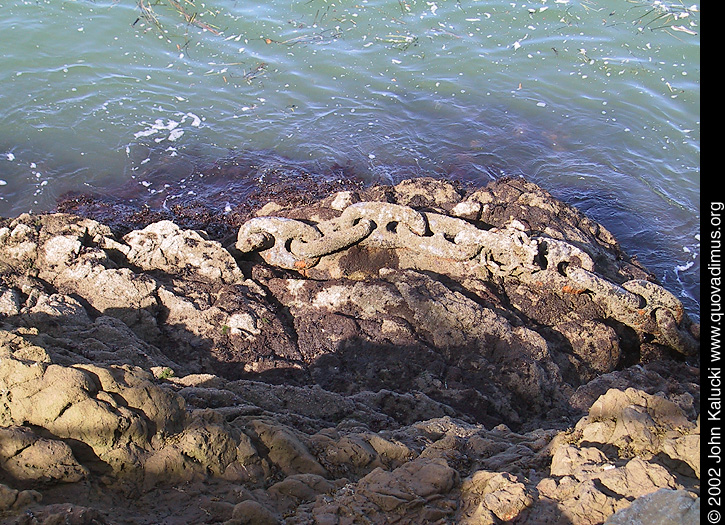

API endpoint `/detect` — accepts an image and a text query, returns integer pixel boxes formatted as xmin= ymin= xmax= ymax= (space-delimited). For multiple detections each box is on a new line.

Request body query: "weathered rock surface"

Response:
xmin=0 ymin=177 xmax=699 ymax=524
xmin=604 ymin=488 xmax=700 ymax=525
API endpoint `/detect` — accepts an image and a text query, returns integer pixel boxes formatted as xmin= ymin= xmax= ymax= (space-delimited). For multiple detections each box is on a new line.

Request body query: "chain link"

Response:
xmin=237 ymin=217 xmax=322 ymax=270
xmin=292 ymin=217 xmax=374 ymax=259
xmin=236 ymin=201 xmax=697 ymax=355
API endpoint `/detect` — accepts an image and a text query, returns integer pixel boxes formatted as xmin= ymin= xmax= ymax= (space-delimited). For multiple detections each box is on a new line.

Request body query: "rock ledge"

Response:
xmin=0 ymin=177 xmax=699 ymax=524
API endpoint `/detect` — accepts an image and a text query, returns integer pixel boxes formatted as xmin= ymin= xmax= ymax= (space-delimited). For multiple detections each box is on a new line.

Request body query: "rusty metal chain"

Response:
xmin=236 ymin=201 xmax=696 ymax=355
xmin=562 ymin=267 xmax=696 ymax=355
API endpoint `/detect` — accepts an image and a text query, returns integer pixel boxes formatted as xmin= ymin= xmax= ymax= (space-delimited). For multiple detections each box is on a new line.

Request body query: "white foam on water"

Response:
xmin=133 ymin=113 xmax=204 ymax=143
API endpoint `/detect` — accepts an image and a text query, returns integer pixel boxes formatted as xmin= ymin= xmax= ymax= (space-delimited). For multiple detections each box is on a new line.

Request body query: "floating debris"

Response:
xmin=133 ymin=113 xmax=204 ymax=142
xmin=275 ymin=28 xmax=343 ymax=47
xmin=137 ymin=0 xmax=221 ymax=35
xmin=377 ymin=33 xmax=419 ymax=50
xmin=242 ymin=62 xmax=268 ymax=83
xmin=671 ymin=24 xmax=697 ymax=35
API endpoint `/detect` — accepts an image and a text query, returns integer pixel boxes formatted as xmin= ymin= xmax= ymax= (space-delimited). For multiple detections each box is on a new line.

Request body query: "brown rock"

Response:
xmin=0 ymin=178 xmax=700 ymax=525
xmin=0 ymin=426 xmax=88 ymax=484
xmin=459 ymin=470 xmax=534 ymax=523
xmin=248 ymin=420 xmax=327 ymax=477
xmin=231 ymin=499 xmax=280 ymax=525
xmin=358 ymin=457 xmax=457 ymax=511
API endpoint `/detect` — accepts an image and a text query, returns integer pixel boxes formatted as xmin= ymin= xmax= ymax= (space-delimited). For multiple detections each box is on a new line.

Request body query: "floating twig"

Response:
xmin=167 ymin=0 xmax=221 ymax=35
xmin=243 ymin=62 xmax=268 ymax=83
xmin=376 ymin=33 xmax=418 ymax=50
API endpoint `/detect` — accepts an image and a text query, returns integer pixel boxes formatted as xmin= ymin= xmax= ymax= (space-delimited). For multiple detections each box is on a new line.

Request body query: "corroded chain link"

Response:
xmin=236 ymin=201 xmax=696 ymax=355
xmin=562 ymin=267 xmax=696 ymax=355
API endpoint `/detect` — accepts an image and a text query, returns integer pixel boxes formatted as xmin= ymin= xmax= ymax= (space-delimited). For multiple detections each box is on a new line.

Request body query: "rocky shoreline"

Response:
xmin=0 ymin=177 xmax=699 ymax=524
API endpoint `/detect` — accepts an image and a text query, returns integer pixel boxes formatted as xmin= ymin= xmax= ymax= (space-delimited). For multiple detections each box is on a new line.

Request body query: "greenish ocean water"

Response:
xmin=0 ymin=0 xmax=699 ymax=316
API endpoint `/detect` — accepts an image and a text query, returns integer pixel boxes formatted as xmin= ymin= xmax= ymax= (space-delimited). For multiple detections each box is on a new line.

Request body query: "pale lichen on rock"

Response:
xmin=0 ymin=177 xmax=699 ymax=524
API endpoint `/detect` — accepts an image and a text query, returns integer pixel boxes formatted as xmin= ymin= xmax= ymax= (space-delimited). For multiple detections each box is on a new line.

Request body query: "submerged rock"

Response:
xmin=0 ymin=177 xmax=699 ymax=524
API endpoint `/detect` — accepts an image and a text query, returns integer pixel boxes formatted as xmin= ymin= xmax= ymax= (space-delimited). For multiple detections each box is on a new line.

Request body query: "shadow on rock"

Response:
xmin=0 ymin=177 xmax=700 ymax=524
